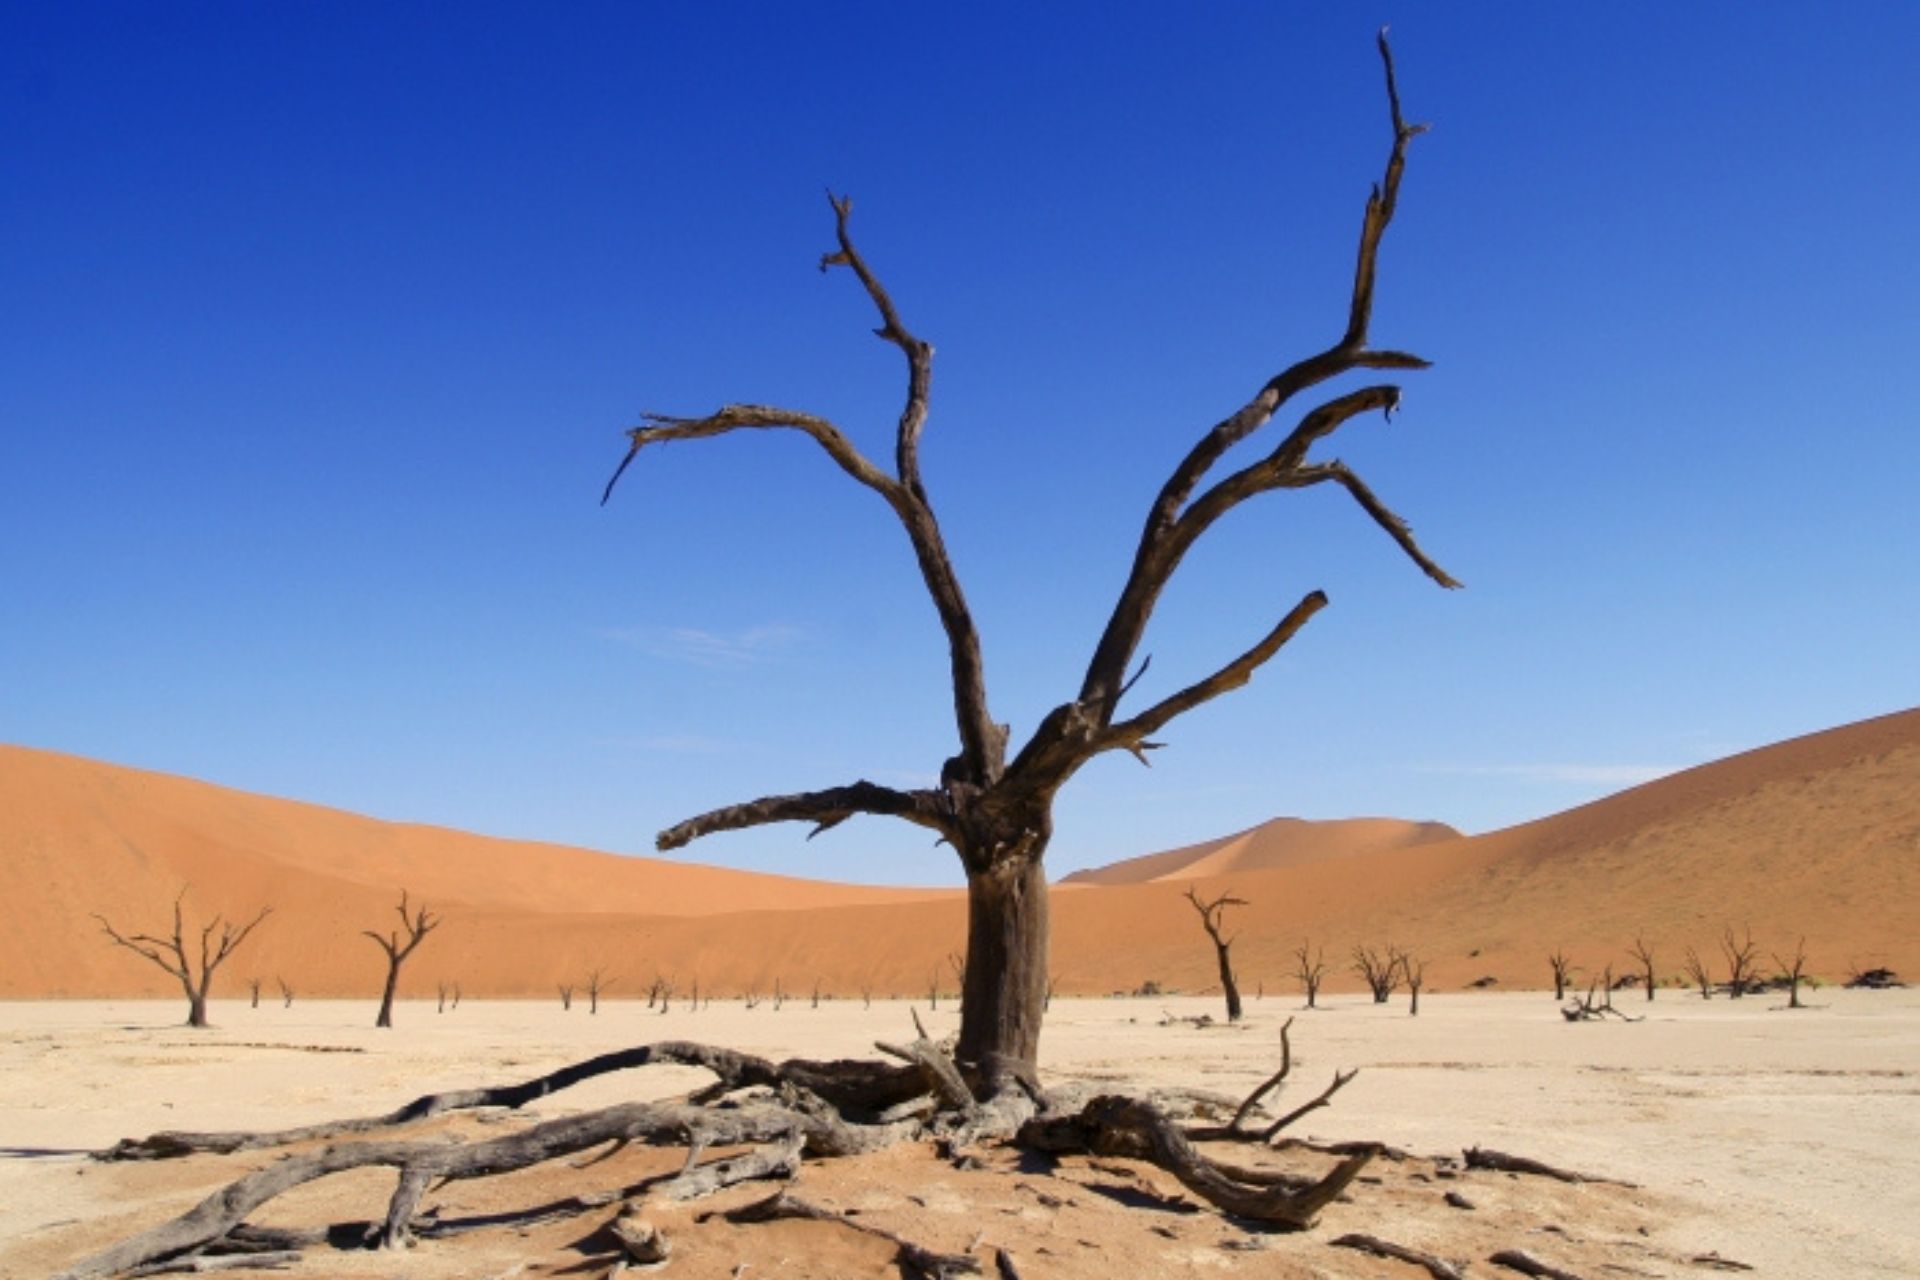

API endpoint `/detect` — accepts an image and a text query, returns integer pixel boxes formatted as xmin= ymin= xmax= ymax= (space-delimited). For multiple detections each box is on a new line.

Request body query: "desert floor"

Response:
xmin=4 ymin=991 xmax=1916 ymax=1279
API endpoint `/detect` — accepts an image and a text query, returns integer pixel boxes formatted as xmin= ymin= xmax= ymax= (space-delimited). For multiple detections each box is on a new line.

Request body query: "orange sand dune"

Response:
xmin=1061 ymin=816 xmax=1460 ymax=885
xmin=4 ymin=708 xmax=1915 ymax=1003
xmin=0 ymin=745 xmax=950 ymax=998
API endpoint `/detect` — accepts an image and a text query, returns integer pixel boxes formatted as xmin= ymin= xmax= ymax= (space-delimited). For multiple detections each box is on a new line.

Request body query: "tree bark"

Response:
xmin=1214 ymin=941 xmax=1243 ymax=1022
xmin=375 ymin=969 xmax=399 ymax=1030
xmin=187 ymin=990 xmax=209 ymax=1029
xmin=956 ymin=851 xmax=1050 ymax=1087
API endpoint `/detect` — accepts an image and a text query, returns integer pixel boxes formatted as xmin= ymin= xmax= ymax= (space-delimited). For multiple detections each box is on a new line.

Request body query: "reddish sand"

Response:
xmin=3 ymin=707 xmax=1916 ymax=1003
xmin=1060 ymin=816 xmax=1461 ymax=885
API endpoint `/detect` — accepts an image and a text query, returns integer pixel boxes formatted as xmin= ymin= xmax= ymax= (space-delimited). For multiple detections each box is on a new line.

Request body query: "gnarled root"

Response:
xmin=62 ymin=1019 xmax=1379 ymax=1277
xmin=1018 ymin=1095 xmax=1372 ymax=1228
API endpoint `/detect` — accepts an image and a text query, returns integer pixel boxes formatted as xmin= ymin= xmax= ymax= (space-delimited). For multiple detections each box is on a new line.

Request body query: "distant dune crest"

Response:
xmin=4 ymin=705 xmax=1915 ymax=998
xmin=1061 ymin=817 xmax=1461 ymax=885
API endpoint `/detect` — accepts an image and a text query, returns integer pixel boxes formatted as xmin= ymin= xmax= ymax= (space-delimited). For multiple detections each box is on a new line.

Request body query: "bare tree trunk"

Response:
xmin=375 ymin=969 xmax=400 ymax=1030
xmin=957 ymin=852 xmax=1050 ymax=1086
xmin=187 ymin=988 xmax=209 ymax=1029
xmin=1216 ymin=942 xmax=1243 ymax=1022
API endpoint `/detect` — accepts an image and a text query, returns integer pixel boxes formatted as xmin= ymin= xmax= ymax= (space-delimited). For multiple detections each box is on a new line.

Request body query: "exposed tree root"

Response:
xmin=64 ymin=1023 xmax=1400 ymax=1276
xmin=1331 ymin=1232 xmax=1466 ymax=1280
xmin=1019 ymin=1095 xmax=1372 ymax=1228
xmin=98 ymin=1040 xmax=923 ymax=1161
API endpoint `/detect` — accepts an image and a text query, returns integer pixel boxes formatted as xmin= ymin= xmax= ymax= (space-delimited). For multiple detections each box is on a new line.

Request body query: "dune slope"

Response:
xmin=3 ymin=707 xmax=1914 ymax=1000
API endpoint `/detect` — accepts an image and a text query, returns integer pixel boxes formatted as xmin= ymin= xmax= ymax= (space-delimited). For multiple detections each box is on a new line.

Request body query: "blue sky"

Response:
xmin=4 ymin=5 xmax=1916 ymax=886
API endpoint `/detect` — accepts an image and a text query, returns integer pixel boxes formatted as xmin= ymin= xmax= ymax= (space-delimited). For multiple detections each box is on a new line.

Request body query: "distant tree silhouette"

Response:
xmin=1721 ymin=925 xmax=1760 ymax=998
xmin=1683 ymin=946 xmax=1714 ymax=999
xmin=1184 ymin=886 xmax=1248 ymax=1022
xmin=1294 ymin=940 xmax=1328 ymax=1009
xmin=1627 ymin=937 xmax=1657 ymax=1002
xmin=1772 ymin=937 xmax=1810 ymax=1009
xmin=94 ymin=890 xmax=271 ymax=1028
xmin=1547 ymin=949 xmax=1575 ymax=1001
xmin=1352 ymin=944 xmax=1403 ymax=1004
xmin=362 ymin=890 xmax=439 ymax=1029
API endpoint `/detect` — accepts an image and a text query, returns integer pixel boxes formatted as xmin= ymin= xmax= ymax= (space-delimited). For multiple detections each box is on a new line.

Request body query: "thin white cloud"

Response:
xmin=598 ymin=624 xmax=804 ymax=669
xmin=1422 ymin=763 xmax=1681 ymax=787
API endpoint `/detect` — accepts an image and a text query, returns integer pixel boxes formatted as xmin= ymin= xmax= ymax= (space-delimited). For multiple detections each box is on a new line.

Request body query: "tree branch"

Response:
xmin=1076 ymin=29 xmax=1435 ymax=720
xmin=1102 ymin=591 xmax=1327 ymax=751
xmin=1286 ymin=461 xmax=1460 ymax=588
xmin=657 ymin=780 xmax=954 ymax=852
xmin=605 ymin=201 xmax=1004 ymax=790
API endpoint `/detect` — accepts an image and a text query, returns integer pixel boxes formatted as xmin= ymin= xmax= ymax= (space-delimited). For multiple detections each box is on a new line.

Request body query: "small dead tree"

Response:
xmin=557 ymin=985 xmax=574 ymax=1012
xmin=94 ymin=891 xmax=272 ymax=1028
xmin=860 ymin=981 xmax=873 ymax=1010
xmin=1403 ymin=953 xmax=1427 ymax=1016
xmin=436 ymin=982 xmax=451 ymax=1014
xmin=362 ymin=891 xmax=440 ymax=1030
xmin=1772 ymin=937 xmax=1810 ymax=1009
xmin=587 ymin=970 xmax=614 ymax=1014
xmin=1547 ymin=949 xmax=1575 ymax=1001
xmin=812 ymin=978 xmax=822 ymax=1009
xmin=450 ymin=982 xmax=461 ymax=1010
xmin=687 ymin=978 xmax=700 ymax=1012
xmin=1682 ymin=946 xmax=1714 ymax=999
xmin=1184 ymin=885 xmax=1248 ymax=1022
xmin=276 ymin=977 xmax=294 ymax=1009
xmin=1294 ymin=940 xmax=1328 ymax=1009
xmin=1721 ymin=925 xmax=1760 ymax=998
xmin=1627 ymin=937 xmax=1656 ymax=1002
xmin=772 ymin=978 xmax=786 ymax=1012
xmin=247 ymin=978 xmax=261 ymax=1009
xmin=1352 ymin=944 xmax=1402 ymax=1004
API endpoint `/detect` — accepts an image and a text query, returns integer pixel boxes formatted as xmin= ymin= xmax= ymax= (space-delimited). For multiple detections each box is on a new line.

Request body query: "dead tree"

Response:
xmin=1721 ymin=925 xmax=1760 ymax=998
xmin=247 ymin=978 xmax=261 ymax=1009
xmin=65 ymin=36 xmax=1449 ymax=1276
xmin=1772 ymin=937 xmax=1810 ymax=1009
xmin=93 ymin=891 xmax=272 ymax=1028
xmin=1352 ymin=944 xmax=1403 ymax=1004
xmin=812 ymin=978 xmax=822 ymax=1009
xmin=450 ymin=982 xmax=461 ymax=1010
xmin=1404 ymin=953 xmax=1427 ymax=1016
xmin=1627 ymin=937 xmax=1656 ymax=1002
xmin=362 ymin=891 xmax=439 ymax=1029
xmin=1683 ymin=946 xmax=1714 ymax=999
xmin=587 ymin=970 xmax=614 ymax=1015
xmin=1294 ymin=940 xmax=1328 ymax=1009
xmin=1547 ymin=949 xmax=1574 ymax=1001
xmin=276 ymin=977 xmax=294 ymax=1009
xmin=436 ymin=982 xmax=451 ymax=1014
xmin=860 ymin=981 xmax=873 ymax=1010
xmin=1184 ymin=885 xmax=1249 ymax=1022
xmin=599 ymin=32 xmax=1455 ymax=1092
xmin=557 ymin=984 xmax=574 ymax=1011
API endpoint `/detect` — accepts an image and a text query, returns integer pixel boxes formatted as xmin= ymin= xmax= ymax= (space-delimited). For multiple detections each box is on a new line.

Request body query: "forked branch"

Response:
xmin=605 ymin=200 xmax=1002 ymax=805
xmin=1076 ymin=29 xmax=1447 ymax=722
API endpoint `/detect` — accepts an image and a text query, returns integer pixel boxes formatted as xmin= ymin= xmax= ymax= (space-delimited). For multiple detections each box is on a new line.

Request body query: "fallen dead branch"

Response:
xmin=1330 ymin=1233 xmax=1466 ymax=1280
xmin=1490 ymin=1247 xmax=1585 ymax=1279
xmin=1465 ymin=1147 xmax=1634 ymax=1187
